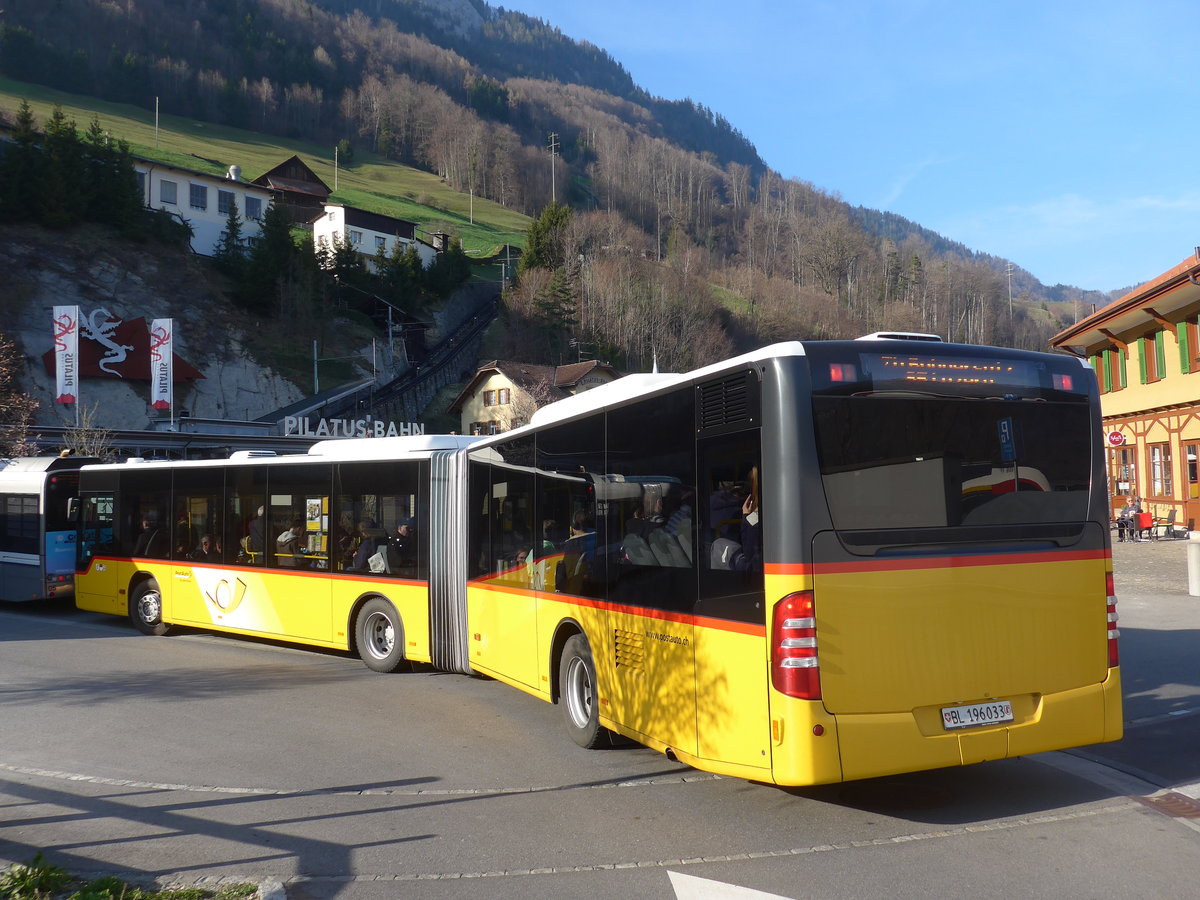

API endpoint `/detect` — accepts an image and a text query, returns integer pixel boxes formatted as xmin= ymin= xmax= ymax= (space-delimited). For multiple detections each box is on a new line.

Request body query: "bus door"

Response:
xmin=605 ymin=396 xmax=698 ymax=756
xmin=692 ymin=429 xmax=770 ymax=773
xmin=76 ymin=490 xmax=119 ymax=615
xmin=259 ymin=465 xmax=333 ymax=640
xmin=466 ymin=439 xmax=541 ymax=689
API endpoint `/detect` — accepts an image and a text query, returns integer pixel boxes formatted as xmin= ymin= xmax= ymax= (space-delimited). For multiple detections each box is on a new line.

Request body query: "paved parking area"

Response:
xmin=1111 ymin=534 xmax=1196 ymax=599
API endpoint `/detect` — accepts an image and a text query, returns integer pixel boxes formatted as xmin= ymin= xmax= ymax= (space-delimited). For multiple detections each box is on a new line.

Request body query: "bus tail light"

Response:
xmin=772 ymin=591 xmax=821 ymax=699
xmin=1106 ymin=572 xmax=1119 ymax=668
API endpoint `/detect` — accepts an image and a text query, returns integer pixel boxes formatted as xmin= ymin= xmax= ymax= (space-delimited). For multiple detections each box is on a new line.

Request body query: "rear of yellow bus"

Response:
xmin=764 ymin=342 xmax=1121 ymax=786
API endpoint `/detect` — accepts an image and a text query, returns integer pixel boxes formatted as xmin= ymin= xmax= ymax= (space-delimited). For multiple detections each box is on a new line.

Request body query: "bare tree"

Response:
xmin=0 ymin=331 xmax=37 ymax=459
xmin=62 ymin=401 xmax=115 ymax=460
xmin=502 ymin=378 xmax=560 ymax=431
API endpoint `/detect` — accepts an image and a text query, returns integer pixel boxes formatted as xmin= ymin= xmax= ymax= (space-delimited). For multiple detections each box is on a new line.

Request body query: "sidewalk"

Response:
xmin=1093 ymin=534 xmax=1200 ymax=790
xmin=1111 ymin=533 xmax=1196 ymax=598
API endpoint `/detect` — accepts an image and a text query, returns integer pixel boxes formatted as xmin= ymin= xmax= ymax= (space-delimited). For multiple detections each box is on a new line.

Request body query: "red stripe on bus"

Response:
xmin=767 ymin=548 xmax=1109 ymax=577
xmin=768 ymin=548 xmax=1108 ymax=577
xmin=469 ymin=580 xmax=764 ymax=635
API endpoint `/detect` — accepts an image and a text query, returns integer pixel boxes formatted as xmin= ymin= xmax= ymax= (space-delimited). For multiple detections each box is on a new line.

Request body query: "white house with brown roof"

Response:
xmin=447 ymin=359 xmax=621 ymax=434
xmin=133 ymin=158 xmax=273 ymax=256
xmin=312 ymin=203 xmax=439 ymax=271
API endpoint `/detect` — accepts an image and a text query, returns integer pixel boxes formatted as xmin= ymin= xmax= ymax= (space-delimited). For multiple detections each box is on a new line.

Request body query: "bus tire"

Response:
xmin=355 ymin=598 xmax=405 ymax=673
xmin=559 ymin=634 xmax=605 ymax=748
xmin=129 ymin=579 xmax=168 ymax=636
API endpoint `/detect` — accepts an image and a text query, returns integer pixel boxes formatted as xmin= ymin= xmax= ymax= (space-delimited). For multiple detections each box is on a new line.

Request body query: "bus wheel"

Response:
xmin=129 ymin=579 xmax=168 ymax=636
xmin=356 ymin=598 xmax=405 ymax=673
xmin=560 ymin=634 xmax=605 ymax=748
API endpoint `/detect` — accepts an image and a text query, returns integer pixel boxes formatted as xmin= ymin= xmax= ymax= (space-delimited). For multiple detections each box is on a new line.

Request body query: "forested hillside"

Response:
xmin=0 ymin=0 xmax=1110 ymax=370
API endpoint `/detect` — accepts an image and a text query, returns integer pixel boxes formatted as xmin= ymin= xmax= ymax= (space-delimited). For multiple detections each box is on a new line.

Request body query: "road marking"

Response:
xmin=669 ymin=871 xmax=789 ymax=899
xmin=0 ymin=761 xmax=717 ymax=796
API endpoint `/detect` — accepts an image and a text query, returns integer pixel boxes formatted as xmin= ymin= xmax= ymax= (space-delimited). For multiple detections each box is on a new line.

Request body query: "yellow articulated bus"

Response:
xmin=75 ymin=336 xmax=1122 ymax=785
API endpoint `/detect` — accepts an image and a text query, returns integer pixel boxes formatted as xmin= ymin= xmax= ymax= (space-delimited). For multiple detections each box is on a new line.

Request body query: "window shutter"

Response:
xmin=1091 ymin=354 xmax=1107 ymax=392
xmin=1179 ymin=321 xmax=1190 ymax=374
xmin=1156 ymin=330 xmax=1167 ymax=379
xmin=1119 ymin=348 xmax=1127 ymax=388
xmin=1138 ymin=337 xmax=1148 ymax=384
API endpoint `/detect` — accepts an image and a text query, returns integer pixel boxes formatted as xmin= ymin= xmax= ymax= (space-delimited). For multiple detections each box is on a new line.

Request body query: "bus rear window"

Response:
xmin=810 ymin=347 xmax=1090 ymax=401
xmin=812 ymin=393 xmax=1093 ymax=540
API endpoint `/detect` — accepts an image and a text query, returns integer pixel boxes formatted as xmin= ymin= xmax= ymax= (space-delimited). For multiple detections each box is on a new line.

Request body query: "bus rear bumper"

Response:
xmin=772 ymin=667 xmax=1123 ymax=786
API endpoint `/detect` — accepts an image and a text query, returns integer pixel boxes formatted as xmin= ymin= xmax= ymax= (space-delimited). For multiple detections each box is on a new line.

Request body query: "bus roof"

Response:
xmin=307 ymin=434 xmax=483 ymax=458
xmin=528 ymin=341 xmax=806 ymax=429
xmin=0 ymin=456 xmax=99 ymax=475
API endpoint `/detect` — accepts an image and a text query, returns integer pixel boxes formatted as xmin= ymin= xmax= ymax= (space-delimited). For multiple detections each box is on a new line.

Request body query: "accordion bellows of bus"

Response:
xmin=74 ymin=336 xmax=1121 ymax=786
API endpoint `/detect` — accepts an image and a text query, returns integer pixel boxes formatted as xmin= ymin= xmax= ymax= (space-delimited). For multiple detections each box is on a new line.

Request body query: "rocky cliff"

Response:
xmin=3 ymin=224 xmax=309 ymax=429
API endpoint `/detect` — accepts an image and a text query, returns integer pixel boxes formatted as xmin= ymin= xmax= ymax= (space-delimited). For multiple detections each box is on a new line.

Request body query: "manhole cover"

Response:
xmin=1135 ymin=792 xmax=1200 ymax=819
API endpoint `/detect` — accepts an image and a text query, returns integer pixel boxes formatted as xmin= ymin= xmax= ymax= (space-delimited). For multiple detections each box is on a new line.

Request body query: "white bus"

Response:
xmin=0 ymin=456 xmax=95 ymax=602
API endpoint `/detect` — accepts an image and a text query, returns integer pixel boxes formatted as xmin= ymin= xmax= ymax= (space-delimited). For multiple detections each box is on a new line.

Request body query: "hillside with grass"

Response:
xmin=0 ymin=76 xmax=531 ymax=258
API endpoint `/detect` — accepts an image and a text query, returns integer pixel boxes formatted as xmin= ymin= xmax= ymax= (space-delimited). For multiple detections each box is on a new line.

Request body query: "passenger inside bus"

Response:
xmin=133 ymin=515 xmax=164 ymax=558
xmin=349 ymin=520 xmax=385 ymax=571
xmin=387 ymin=520 xmax=417 ymax=573
xmin=190 ymin=534 xmax=220 ymax=562
xmin=556 ymin=510 xmax=596 ymax=593
xmin=276 ymin=519 xmax=308 ymax=568
xmin=247 ymin=506 xmax=266 ymax=557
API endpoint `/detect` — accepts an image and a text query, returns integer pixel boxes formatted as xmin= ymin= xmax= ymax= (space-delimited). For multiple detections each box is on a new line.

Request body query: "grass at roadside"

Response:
xmin=0 ymin=853 xmax=258 ymax=900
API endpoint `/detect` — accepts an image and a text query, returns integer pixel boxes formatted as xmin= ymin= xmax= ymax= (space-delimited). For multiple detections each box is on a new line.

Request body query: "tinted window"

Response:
xmin=0 ymin=495 xmax=38 ymax=554
xmin=118 ymin=468 xmax=171 ymax=558
xmin=227 ymin=466 xmax=267 ymax=566
xmin=334 ymin=461 xmax=424 ymax=577
xmin=696 ymin=431 xmax=764 ymax=621
xmin=813 ymin=394 xmax=1092 ymax=539
xmin=606 ymin=388 xmax=696 ymax=613
xmin=535 ymin=415 xmax=606 ymax=600
xmin=267 ymin=464 xmax=331 ymax=571
xmin=172 ymin=467 xmax=224 ymax=562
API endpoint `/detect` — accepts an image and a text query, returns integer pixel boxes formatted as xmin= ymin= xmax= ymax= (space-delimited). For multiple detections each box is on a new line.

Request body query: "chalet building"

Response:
xmin=448 ymin=359 xmax=621 ymax=435
xmin=312 ymin=204 xmax=438 ymax=271
xmin=133 ymin=159 xmax=273 ymax=257
xmin=1049 ymin=250 xmax=1200 ymax=532
xmin=250 ymin=155 xmax=331 ymax=224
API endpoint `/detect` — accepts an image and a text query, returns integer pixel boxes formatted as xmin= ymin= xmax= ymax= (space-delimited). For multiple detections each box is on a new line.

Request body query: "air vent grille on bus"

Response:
xmin=696 ymin=371 xmax=759 ymax=435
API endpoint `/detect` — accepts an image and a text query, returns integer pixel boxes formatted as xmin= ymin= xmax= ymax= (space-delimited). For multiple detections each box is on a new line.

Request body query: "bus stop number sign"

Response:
xmin=998 ymin=417 xmax=1016 ymax=462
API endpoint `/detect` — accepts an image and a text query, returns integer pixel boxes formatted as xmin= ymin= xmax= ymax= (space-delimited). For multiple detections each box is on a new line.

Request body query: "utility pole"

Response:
xmin=547 ymin=132 xmax=559 ymax=204
xmin=1006 ymin=262 xmax=1013 ymax=321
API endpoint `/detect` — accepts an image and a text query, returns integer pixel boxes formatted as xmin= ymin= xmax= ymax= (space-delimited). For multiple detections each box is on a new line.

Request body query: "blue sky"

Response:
xmin=497 ymin=0 xmax=1198 ymax=294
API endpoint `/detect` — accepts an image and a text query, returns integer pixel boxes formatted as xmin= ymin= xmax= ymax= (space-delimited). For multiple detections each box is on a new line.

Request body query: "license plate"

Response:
xmin=941 ymin=700 xmax=1013 ymax=730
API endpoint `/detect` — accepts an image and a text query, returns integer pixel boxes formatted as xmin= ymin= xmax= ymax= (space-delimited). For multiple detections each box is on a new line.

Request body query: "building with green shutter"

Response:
xmin=1051 ymin=250 xmax=1200 ymax=532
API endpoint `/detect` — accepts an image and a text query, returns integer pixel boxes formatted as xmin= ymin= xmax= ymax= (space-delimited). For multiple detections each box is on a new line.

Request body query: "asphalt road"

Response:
xmin=1 ymin=542 xmax=1198 ymax=899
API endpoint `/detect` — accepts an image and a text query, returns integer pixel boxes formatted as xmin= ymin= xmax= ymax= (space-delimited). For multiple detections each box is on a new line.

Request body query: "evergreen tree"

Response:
xmin=213 ymin=196 xmax=247 ymax=279
xmin=377 ymin=242 xmax=423 ymax=304
xmin=518 ymin=202 xmax=573 ymax=275
xmin=0 ymin=101 xmax=41 ymax=222
xmin=531 ymin=267 xmax=578 ymax=361
xmin=426 ymin=238 xmax=472 ymax=297
xmin=40 ymin=106 xmax=86 ymax=228
xmin=241 ymin=202 xmax=296 ymax=314
xmin=82 ymin=116 xmax=142 ymax=232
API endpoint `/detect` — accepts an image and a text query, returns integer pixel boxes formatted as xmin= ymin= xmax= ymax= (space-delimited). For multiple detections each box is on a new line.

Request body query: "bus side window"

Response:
xmin=79 ymin=493 xmax=115 ymax=564
xmin=698 ymin=433 xmax=764 ymax=606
